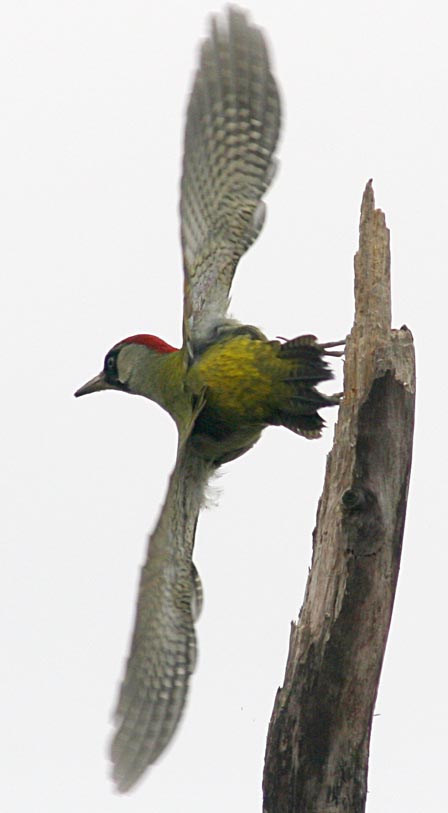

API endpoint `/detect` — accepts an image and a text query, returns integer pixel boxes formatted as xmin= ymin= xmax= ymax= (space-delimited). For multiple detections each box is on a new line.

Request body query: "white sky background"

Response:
xmin=1 ymin=1 xmax=447 ymax=811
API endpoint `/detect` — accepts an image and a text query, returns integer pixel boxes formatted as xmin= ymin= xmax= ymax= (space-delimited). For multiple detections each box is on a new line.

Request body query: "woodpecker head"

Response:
xmin=75 ymin=334 xmax=179 ymax=403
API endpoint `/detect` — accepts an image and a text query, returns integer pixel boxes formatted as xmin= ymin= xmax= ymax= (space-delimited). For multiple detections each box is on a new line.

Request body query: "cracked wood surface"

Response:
xmin=263 ymin=181 xmax=415 ymax=813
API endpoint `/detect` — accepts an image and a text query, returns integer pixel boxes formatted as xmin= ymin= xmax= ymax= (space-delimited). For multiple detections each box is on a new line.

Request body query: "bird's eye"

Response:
xmin=104 ymin=353 xmax=118 ymax=379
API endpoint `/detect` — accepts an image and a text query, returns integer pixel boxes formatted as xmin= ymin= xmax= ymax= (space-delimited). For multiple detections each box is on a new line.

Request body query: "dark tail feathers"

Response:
xmin=276 ymin=335 xmax=342 ymax=438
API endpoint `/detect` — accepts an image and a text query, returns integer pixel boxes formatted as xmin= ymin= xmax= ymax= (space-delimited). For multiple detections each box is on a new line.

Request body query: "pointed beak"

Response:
xmin=74 ymin=371 xmax=108 ymax=398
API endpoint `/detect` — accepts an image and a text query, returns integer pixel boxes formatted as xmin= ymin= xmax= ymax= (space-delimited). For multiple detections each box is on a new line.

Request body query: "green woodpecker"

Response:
xmin=75 ymin=8 xmax=340 ymax=793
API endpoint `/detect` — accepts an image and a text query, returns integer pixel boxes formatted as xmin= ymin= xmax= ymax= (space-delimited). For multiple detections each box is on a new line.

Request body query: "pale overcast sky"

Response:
xmin=2 ymin=2 xmax=447 ymax=811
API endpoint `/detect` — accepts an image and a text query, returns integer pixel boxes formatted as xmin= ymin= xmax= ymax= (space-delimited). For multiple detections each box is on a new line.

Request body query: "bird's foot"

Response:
xmin=320 ymin=339 xmax=346 ymax=357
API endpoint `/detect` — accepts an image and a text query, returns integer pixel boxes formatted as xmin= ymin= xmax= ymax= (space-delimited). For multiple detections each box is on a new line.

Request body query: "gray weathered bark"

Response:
xmin=263 ymin=181 xmax=415 ymax=812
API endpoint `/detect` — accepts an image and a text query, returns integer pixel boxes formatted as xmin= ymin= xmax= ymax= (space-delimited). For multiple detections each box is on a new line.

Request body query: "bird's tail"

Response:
xmin=273 ymin=334 xmax=343 ymax=438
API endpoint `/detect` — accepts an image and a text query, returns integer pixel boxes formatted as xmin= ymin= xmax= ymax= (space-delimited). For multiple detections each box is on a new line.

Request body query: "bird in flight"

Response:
xmin=75 ymin=6 xmax=341 ymax=793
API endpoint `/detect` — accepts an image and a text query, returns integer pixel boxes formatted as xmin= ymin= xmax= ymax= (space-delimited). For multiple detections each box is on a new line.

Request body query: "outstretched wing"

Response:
xmin=180 ymin=7 xmax=281 ymax=347
xmin=110 ymin=441 xmax=213 ymax=792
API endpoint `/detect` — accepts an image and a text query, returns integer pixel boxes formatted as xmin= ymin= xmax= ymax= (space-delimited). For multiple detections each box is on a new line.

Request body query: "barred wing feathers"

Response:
xmin=110 ymin=443 xmax=213 ymax=792
xmin=181 ymin=7 xmax=281 ymax=345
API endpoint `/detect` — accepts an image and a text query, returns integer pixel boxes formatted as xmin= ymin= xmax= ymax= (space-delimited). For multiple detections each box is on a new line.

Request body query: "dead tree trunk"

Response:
xmin=263 ymin=181 xmax=415 ymax=813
